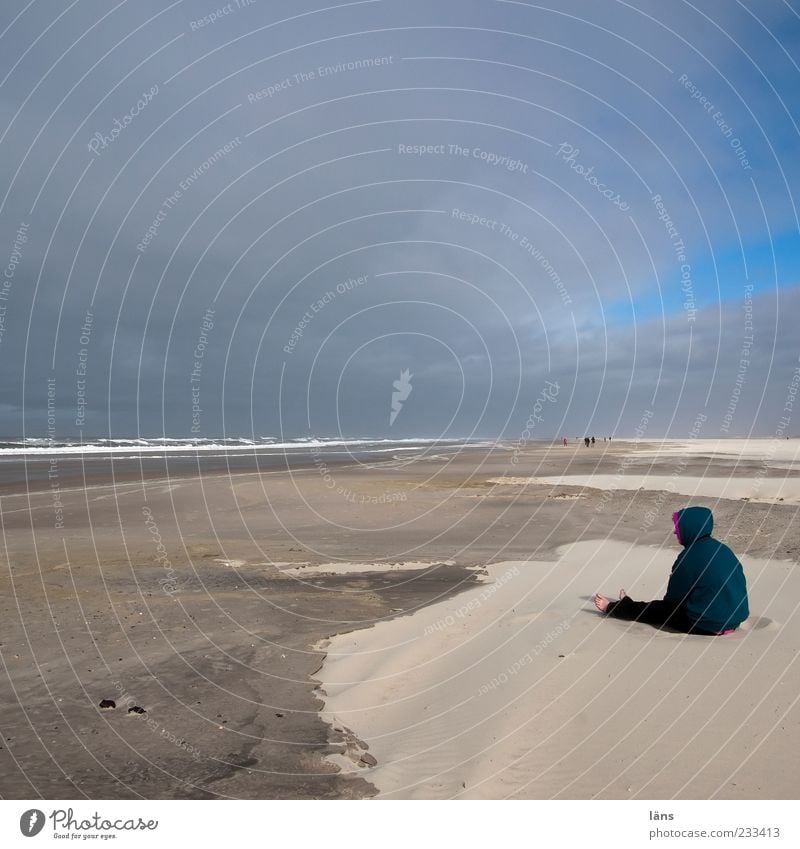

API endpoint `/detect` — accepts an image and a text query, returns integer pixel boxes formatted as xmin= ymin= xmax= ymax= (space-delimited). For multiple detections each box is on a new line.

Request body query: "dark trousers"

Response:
xmin=606 ymin=597 xmax=721 ymax=636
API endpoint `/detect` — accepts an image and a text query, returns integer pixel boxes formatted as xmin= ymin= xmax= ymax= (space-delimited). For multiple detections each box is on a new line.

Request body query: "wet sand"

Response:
xmin=1 ymin=440 xmax=797 ymax=798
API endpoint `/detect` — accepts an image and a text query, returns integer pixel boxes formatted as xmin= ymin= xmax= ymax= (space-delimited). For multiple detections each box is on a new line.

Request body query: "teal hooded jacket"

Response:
xmin=665 ymin=507 xmax=749 ymax=632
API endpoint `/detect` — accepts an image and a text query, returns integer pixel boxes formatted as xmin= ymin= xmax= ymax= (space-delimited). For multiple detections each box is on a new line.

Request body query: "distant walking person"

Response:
xmin=563 ymin=437 xmax=568 ymax=446
xmin=593 ymin=507 xmax=749 ymax=635
xmin=584 ymin=437 xmax=590 ymax=447
xmin=591 ymin=436 xmax=595 ymax=445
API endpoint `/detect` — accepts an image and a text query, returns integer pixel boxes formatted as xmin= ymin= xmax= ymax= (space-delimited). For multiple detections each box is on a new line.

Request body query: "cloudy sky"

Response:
xmin=0 ymin=0 xmax=798 ymax=439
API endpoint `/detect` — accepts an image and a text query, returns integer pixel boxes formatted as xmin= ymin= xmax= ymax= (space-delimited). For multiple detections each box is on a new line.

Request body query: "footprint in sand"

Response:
xmin=332 ymin=724 xmax=376 ymax=768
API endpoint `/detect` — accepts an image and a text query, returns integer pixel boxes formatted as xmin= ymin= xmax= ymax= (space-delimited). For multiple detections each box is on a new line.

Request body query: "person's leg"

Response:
xmin=606 ymin=596 xmax=688 ymax=629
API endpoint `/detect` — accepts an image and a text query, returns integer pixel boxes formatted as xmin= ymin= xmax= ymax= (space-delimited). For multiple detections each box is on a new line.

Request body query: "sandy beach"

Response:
xmin=1 ymin=439 xmax=798 ymax=799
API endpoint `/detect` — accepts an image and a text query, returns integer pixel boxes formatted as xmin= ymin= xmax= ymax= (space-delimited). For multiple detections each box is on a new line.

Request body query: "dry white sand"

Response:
xmin=488 ymin=438 xmax=800 ymax=504
xmin=313 ymin=440 xmax=800 ymax=798
xmin=627 ymin=438 xmax=800 ymax=468
xmin=316 ymin=541 xmax=799 ymax=799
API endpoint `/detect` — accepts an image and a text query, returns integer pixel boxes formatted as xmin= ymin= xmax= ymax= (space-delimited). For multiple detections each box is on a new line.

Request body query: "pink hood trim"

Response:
xmin=672 ymin=511 xmax=683 ymax=545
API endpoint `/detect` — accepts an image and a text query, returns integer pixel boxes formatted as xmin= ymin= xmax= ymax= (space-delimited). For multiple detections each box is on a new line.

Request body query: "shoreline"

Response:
xmin=0 ymin=440 xmax=495 ymax=496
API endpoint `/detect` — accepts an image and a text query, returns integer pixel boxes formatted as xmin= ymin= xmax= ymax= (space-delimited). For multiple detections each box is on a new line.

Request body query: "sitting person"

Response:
xmin=593 ymin=506 xmax=749 ymax=635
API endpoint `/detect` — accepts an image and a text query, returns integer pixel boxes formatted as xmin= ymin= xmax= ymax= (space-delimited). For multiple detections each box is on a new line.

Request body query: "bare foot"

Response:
xmin=593 ymin=593 xmax=611 ymax=613
xmin=595 ymin=590 xmax=627 ymax=613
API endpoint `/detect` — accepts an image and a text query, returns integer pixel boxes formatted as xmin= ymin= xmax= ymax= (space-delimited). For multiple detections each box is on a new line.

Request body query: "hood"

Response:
xmin=674 ymin=506 xmax=714 ymax=545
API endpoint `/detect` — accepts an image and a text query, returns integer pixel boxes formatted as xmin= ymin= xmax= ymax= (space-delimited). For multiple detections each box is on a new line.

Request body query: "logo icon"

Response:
xmin=20 ymin=809 xmax=46 ymax=837
xmin=389 ymin=368 xmax=413 ymax=426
